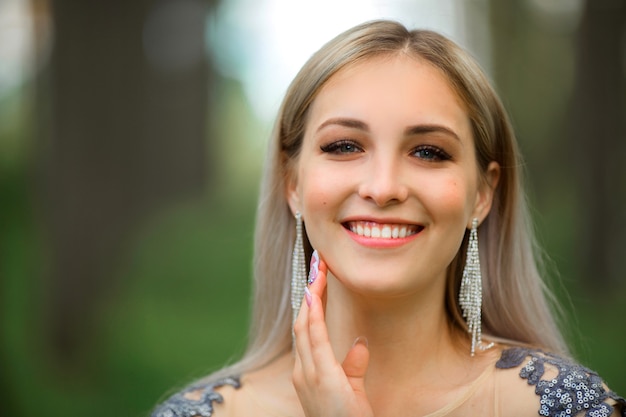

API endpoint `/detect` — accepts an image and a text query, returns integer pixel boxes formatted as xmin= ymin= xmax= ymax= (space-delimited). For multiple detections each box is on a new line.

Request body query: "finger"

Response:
xmin=292 ymin=343 xmax=306 ymax=389
xmin=294 ymin=287 xmax=314 ymax=375
xmin=294 ymin=251 xmax=315 ymax=334
xmin=342 ymin=337 xmax=370 ymax=394
xmin=294 ymin=250 xmax=336 ymax=387
xmin=307 ymin=289 xmax=343 ymax=376
xmin=308 ymin=250 xmax=328 ymax=307
xmin=306 ymin=251 xmax=343 ymax=375
xmin=293 ymin=344 xmax=302 ymax=377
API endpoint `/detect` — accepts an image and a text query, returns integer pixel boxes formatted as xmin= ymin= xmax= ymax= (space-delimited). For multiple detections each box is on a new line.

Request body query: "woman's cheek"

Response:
xmin=427 ymin=177 xmax=473 ymax=218
xmin=300 ymin=166 xmax=345 ymax=209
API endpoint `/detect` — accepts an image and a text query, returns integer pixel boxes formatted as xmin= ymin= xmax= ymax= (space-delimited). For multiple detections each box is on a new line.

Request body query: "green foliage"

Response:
xmin=1 ymin=182 xmax=255 ymax=416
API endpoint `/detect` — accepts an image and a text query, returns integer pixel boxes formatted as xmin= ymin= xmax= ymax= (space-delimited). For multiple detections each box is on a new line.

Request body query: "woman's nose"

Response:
xmin=357 ymin=157 xmax=409 ymax=207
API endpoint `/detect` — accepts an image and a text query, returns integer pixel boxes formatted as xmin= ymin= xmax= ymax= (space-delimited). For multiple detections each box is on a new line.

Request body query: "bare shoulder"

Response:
xmin=238 ymin=353 xmax=302 ymax=416
xmin=150 ymin=375 xmax=242 ymax=417
xmin=494 ymin=347 xmax=625 ymax=417
xmin=150 ymin=353 xmax=300 ymax=417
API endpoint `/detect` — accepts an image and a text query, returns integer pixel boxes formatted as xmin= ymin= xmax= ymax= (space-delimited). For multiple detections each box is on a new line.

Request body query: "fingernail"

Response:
xmin=304 ymin=286 xmax=312 ymax=307
xmin=308 ymin=250 xmax=319 ymax=285
xmin=352 ymin=336 xmax=368 ymax=348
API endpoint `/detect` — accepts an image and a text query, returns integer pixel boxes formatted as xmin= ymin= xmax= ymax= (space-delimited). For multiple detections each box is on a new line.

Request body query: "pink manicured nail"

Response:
xmin=304 ymin=286 xmax=312 ymax=307
xmin=308 ymin=250 xmax=319 ymax=285
xmin=352 ymin=336 xmax=369 ymax=348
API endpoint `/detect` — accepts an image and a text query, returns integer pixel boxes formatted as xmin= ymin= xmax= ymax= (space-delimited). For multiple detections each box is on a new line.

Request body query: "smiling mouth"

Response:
xmin=344 ymin=221 xmax=423 ymax=239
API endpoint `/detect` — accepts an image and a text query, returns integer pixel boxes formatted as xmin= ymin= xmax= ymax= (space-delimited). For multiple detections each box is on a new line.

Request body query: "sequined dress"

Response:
xmin=151 ymin=347 xmax=625 ymax=417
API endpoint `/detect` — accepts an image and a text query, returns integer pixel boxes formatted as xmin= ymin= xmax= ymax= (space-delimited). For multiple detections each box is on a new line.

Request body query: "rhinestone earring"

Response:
xmin=291 ymin=211 xmax=306 ymax=336
xmin=459 ymin=218 xmax=494 ymax=356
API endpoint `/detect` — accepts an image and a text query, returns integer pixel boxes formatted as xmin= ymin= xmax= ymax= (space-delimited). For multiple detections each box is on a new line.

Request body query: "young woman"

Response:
xmin=152 ymin=20 xmax=625 ymax=417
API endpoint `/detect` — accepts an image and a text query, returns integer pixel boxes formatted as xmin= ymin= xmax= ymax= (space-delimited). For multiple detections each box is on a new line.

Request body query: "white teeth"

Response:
xmin=347 ymin=221 xmax=419 ymax=239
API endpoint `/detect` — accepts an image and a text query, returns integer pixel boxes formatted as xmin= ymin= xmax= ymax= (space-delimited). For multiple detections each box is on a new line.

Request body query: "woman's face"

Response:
xmin=287 ymin=54 xmax=498 ymax=298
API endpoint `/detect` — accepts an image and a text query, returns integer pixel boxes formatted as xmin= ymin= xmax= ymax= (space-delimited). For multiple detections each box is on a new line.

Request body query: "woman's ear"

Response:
xmin=471 ymin=161 xmax=500 ymax=225
xmin=285 ymin=170 xmax=301 ymax=217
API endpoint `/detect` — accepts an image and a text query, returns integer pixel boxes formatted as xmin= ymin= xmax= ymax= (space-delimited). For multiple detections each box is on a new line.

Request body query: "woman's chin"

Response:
xmin=328 ymin=271 xmax=419 ymax=299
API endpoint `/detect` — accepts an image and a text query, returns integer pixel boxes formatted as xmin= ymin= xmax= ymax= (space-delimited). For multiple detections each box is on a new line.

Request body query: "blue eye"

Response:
xmin=320 ymin=140 xmax=363 ymax=154
xmin=412 ymin=145 xmax=451 ymax=161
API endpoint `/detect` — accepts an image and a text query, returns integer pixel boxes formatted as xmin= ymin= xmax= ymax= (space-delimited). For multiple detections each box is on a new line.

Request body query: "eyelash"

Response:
xmin=319 ymin=140 xmax=362 ymax=154
xmin=411 ymin=145 xmax=451 ymax=162
xmin=320 ymin=140 xmax=451 ymax=162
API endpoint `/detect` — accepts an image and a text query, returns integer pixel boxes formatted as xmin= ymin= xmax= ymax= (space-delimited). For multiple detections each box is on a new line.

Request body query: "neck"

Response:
xmin=324 ymin=272 xmax=470 ymax=386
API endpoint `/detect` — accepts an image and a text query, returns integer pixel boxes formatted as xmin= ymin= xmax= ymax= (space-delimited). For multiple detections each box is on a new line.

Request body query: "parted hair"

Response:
xmin=206 ymin=19 xmax=567 ymax=382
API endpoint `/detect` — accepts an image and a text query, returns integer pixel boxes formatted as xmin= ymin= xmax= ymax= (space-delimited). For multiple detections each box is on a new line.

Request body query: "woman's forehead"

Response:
xmin=305 ymin=54 xmax=470 ymax=137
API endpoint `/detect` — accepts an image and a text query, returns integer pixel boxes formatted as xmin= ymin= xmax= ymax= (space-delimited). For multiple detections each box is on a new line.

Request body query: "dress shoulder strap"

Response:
xmin=151 ymin=376 xmax=242 ymax=417
xmin=496 ymin=347 xmax=625 ymax=417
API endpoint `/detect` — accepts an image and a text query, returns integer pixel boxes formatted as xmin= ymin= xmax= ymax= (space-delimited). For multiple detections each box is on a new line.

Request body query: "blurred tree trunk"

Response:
xmin=37 ymin=0 xmax=218 ymax=367
xmin=569 ymin=0 xmax=626 ymax=289
xmin=489 ymin=0 xmax=626 ymax=291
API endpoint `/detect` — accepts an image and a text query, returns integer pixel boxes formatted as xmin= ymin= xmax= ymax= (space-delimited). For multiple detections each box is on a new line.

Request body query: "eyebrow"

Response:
xmin=405 ymin=124 xmax=461 ymax=141
xmin=316 ymin=117 xmax=370 ymax=133
xmin=316 ymin=117 xmax=460 ymax=141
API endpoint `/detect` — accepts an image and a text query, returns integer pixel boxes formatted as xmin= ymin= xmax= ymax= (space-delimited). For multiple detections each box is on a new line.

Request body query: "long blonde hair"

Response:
xmin=207 ymin=19 xmax=567 ymax=382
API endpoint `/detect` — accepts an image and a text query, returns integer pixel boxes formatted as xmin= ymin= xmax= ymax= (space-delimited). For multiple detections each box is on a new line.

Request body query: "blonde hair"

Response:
xmin=206 ymin=19 xmax=567 ymax=382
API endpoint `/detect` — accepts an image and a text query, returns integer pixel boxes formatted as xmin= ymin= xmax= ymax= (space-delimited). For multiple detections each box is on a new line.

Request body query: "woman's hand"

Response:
xmin=293 ymin=250 xmax=374 ymax=417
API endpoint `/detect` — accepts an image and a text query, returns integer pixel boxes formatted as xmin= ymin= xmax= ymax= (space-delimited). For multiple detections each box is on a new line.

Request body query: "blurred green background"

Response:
xmin=0 ymin=0 xmax=624 ymax=415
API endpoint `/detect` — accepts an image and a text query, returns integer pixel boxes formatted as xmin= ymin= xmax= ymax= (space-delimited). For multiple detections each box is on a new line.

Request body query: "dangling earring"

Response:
xmin=291 ymin=211 xmax=306 ymax=338
xmin=459 ymin=218 xmax=494 ymax=356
